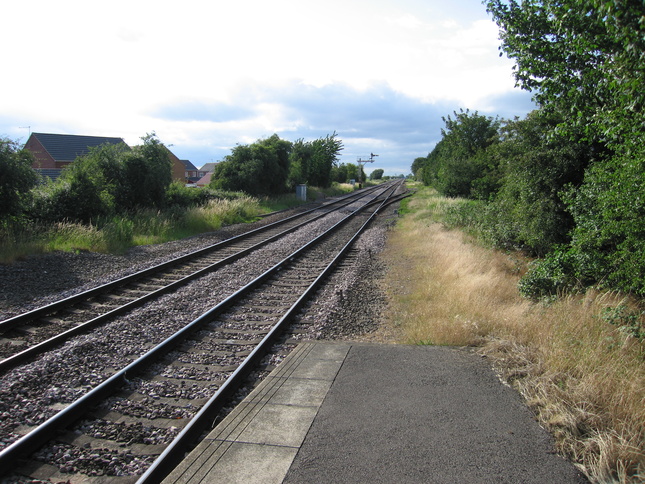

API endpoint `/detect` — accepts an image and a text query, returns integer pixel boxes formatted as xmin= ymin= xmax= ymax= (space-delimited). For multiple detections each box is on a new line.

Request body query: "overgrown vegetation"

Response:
xmin=0 ymin=130 xmax=368 ymax=263
xmin=381 ymin=185 xmax=645 ymax=483
xmin=412 ymin=1 xmax=645 ymax=300
xmin=212 ymin=132 xmax=344 ymax=195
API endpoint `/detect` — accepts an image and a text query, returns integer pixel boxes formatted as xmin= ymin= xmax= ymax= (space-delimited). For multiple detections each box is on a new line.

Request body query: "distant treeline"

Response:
xmin=413 ymin=0 xmax=645 ymax=299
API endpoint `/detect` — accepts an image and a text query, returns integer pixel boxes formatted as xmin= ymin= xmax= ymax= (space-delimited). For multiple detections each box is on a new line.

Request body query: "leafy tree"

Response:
xmin=211 ymin=134 xmax=292 ymax=196
xmin=422 ymin=109 xmax=501 ymax=198
xmin=369 ymin=169 xmax=384 ymax=180
xmin=0 ymin=138 xmax=38 ymax=223
xmin=411 ymin=157 xmax=426 ymax=180
xmin=345 ymin=163 xmax=359 ymax=183
xmin=310 ymin=133 xmax=343 ymax=187
xmin=120 ymin=133 xmax=173 ymax=210
xmin=487 ymin=0 xmax=645 ymax=297
xmin=485 ymin=0 xmax=645 ymax=153
xmin=331 ymin=163 xmax=349 ymax=183
xmin=287 ymin=139 xmax=310 ymax=187
xmin=288 ymin=133 xmax=343 ymax=188
xmin=484 ymin=110 xmax=593 ymax=255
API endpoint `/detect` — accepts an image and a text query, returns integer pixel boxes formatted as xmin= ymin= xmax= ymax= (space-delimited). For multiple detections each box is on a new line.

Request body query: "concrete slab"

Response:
xmin=233 ymin=403 xmax=319 ymax=446
xmin=167 ymin=439 xmax=297 ymax=484
xmin=163 ymin=342 xmax=346 ymax=484
xmin=164 ymin=342 xmax=589 ymax=484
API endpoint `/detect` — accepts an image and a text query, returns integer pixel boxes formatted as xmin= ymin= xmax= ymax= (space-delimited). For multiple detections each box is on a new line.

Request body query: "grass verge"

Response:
xmin=0 ymin=184 xmax=362 ymax=264
xmin=0 ymin=195 xmax=264 ymax=262
xmin=380 ymin=184 xmax=645 ymax=483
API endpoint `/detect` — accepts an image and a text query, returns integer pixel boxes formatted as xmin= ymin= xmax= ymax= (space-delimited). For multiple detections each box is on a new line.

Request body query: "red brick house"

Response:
xmin=162 ymin=147 xmax=190 ymax=183
xmin=25 ymin=133 xmax=127 ymax=180
xmin=25 ymin=132 xmax=188 ymax=183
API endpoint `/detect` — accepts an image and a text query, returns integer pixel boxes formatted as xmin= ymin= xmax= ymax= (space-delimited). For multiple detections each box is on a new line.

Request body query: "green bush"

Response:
xmin=518 ymin=247 xmax=579 ymax=300
xmin=31 ymin=175 xmax=113 ymax=224
xmin=565 ymin=151 xmax=645 ymax=296
xmin=0 ymin=138 xmax=38 ymax=224
xmin=601 ymin=305 xmax=645 ymax=341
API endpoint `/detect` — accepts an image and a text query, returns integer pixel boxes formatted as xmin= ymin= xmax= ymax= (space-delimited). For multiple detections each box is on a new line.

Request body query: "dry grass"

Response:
xmin=379 ymin=186 xmax=645 ymax=483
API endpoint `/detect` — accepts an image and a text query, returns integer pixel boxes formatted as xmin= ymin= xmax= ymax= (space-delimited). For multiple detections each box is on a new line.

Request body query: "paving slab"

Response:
xmin=164 ymin=342 xmax=589 ymax=484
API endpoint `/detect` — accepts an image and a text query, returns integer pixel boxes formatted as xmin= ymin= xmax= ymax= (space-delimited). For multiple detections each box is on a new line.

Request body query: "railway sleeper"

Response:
xmin=89 ymin=408 xmax=193 ymax=431
xmin=116 ymin=390 xmax=211 ymax=411
xmin=56 ymin=430 xmax=168 ymax=457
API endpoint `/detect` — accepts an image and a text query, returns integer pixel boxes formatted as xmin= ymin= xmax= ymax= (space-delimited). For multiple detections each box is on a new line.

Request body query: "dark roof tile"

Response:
xmin=32 ymin=133 xmax=128 ymax=162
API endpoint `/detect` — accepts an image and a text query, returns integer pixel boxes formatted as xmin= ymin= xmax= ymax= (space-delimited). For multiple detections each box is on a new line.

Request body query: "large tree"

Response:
xmin=422 ymin=109 xmax=501 ymax=199
xmin=0 ymin=138 xmax=38 ymax=223
xmin=485 ymin=0 xmax=645 ymax=152
xmin=212 ymin=134 xmax=292 ymax=196
xmin=369 ymin=169 xmax=384 ymax=181
xmin=487 ymin=0 xmax=645 ymax=295
xmin=288 ymin=132 xmax=343 ymax=188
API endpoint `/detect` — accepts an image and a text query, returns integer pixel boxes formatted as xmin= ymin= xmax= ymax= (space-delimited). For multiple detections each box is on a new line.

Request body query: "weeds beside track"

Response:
xmin=379 ymin=185 xmax=645 ymax=484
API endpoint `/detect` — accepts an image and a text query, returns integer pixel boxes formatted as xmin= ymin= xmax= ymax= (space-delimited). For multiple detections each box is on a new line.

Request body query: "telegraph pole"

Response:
xmin=356 ymin=152 xmax=378 ymax=188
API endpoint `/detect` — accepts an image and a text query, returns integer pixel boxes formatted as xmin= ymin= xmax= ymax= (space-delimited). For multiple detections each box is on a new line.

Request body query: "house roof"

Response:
xmin=200 ymin=162 xmax=217 ymax=173
xmin=35 ymin=168 xmax=63 ymax=181
xmin=31 ymin=133 xmax=127 ymax=162
xmin=179 ymin=159 xmax=197 ymax=171
xmin=196 ymin=172 xmax=212 ymax=186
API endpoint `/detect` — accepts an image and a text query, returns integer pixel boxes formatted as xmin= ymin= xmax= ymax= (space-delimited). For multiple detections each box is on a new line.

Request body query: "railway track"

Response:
xmin=0 ymin=183 xmax=389 ymax=373
xmin=0 ymin=181 xmax=408 ymax=482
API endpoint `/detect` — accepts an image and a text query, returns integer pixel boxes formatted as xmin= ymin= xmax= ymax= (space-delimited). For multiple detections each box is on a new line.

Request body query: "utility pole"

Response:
xmin=356 ymin=152 xmax=378 ymax=188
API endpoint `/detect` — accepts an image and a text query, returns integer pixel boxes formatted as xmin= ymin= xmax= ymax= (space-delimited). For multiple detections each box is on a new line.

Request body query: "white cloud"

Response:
xmin=1 ymin=0 xmax=531 ymax=174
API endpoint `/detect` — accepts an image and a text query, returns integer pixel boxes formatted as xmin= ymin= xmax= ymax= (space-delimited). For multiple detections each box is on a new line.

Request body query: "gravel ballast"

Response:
xmin=0 ymin=200 xmax=399 ymax=474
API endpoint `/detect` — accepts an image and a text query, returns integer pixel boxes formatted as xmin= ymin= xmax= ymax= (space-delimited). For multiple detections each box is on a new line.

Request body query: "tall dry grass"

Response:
xmin=380 ymin=186 xmax=645 ymax=483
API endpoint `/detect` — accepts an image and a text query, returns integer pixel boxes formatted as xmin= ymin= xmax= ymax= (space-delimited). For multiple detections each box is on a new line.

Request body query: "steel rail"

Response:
xmin=0 ymin=185 xmax=394 ymax=373
xmin=0 ymin=184 xmax=386 ymax=334
xmin=137 ymin=182 xmax=403 ymax=483
xmin=0 ymin=182 xmax=402 ymax=476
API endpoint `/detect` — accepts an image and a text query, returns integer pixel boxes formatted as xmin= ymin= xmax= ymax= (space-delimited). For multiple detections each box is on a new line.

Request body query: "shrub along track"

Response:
xmin=0 ymin=181 xmax=407 ymax=482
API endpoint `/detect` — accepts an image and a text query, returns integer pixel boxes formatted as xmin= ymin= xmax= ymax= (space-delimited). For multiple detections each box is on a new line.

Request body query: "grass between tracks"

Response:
xmin=380 ymin=184 xmax=645 ymax=484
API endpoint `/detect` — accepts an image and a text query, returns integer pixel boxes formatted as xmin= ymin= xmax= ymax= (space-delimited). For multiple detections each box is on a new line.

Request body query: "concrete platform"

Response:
xmin=163 ymin=342 xmax=589 ymax=484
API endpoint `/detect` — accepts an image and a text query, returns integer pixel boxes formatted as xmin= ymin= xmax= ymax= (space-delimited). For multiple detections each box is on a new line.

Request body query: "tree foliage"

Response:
xmin=212 ymin=133 xmax=343 ymax=195
xmin=485 ymin=0 xmax=645 ymax=153
xmin=31 ymin=134 xmax=172 ymax=224
xmin=0 ymin=138 xmax=38 ymax=223
xmin=422 ymin=109 xmax=501 ymax=199
xmin=211 ymin=134 xmax=292 ymax=196
xmin=288 ymin=132 xmax=343 ymax=188
xmin=456 ymin=0 xmax=645 ymax=297
xmin=483 ymin=110 xmax=593 ymax=255
xmin=369 ymin=168 xmax=384 ymax=180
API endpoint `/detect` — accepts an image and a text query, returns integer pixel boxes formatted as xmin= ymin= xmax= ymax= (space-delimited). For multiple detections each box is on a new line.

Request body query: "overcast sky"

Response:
xmin=1 ymin=0 xmax=534 ymax=175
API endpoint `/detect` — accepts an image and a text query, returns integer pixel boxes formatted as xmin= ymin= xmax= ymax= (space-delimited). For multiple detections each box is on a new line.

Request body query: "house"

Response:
xmin=196 ymin=172 xmax=212 ymax=187
xmin=25 ymin=132 xmax=127 ymax=180
xmin=195 ymin=162 xmax=218 ymax=186
xmin=25 ymin=132 xmax=188 ymax=183
xmin=199 ymin=162 xmax=217 ymax=174
xmin=179 ymin=159 xmax=200 ymax=183
xmin=162 ymin=147 xmax=190 ymax=183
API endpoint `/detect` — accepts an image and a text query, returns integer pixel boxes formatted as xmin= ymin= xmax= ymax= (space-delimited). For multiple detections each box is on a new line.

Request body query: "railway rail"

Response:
xmin=0 ymin=181 xmax=408 ymax=482
xmin=0 ymin=183 xmax=389 ymax=373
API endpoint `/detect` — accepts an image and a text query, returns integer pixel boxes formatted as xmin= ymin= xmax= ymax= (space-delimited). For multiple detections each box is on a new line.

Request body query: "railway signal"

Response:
xmin=356 ymin=153 xmax=378 ymax=188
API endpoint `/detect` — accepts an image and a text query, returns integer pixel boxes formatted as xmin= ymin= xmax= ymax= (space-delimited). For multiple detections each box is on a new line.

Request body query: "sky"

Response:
xmin=1 ymin=0 xmax=535 ymax=176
